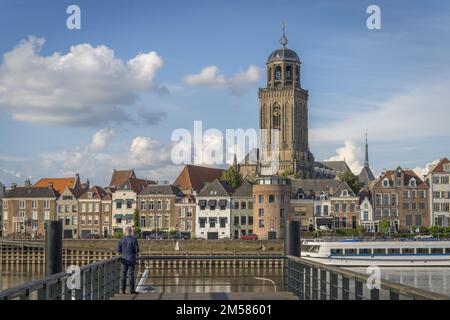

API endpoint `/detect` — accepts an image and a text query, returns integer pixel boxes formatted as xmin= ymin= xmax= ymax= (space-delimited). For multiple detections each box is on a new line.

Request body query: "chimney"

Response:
xmin=24 ymin=179 xmax=31 ymax=188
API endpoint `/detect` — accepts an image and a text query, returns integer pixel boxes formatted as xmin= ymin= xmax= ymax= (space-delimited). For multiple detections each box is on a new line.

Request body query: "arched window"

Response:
xmin=286 ymin=65 xmax=292 ymax=81
xmin=272 ymin=103 xmax=280 ymax=130
xmin=268 ymin=67 xmax=271 ymax=82
xmin=274 ymin=65 xmax=282 ymax=82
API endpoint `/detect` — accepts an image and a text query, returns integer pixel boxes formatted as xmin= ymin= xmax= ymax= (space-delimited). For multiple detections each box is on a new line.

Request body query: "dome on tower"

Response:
xmin=267 ymin=48 xmax=300 ymax=63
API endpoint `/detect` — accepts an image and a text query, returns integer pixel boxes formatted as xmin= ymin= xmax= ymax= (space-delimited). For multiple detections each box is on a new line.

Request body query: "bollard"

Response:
xmin=284 ymin=220 xmax=301 ymax=257
xmin=45 ymin=220 xmax=63 ymax=276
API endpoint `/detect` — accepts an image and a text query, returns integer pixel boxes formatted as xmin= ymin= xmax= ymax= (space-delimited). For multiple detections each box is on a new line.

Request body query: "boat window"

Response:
xmin=388 ymin=248 xmax=400 ymax=254
xmin=331 ymin=249 xmax=343 ymax=255
xmin=431 ymin=248 xmax=443 ymax=254
xmin=445 ymin=248 xmax=450 ymax=254
xmin=416 ymin=248 xmax=429 ymax=254
xmin=359 ymin=248 xmax=371 ymax=254
xmin=373 ymin=248 xmax=386 ymax=255
xmin=345 ymin=249 xmax=357 ymax=255
xmin=402 ymin=248 xmax=414 ymax=254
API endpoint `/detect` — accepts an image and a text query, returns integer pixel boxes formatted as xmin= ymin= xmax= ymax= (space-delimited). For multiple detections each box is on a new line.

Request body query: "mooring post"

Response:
xmin=45 ymin=220 xmax=63 ymax=276
xmin=284 ymin=220 xmax=301 ymax=257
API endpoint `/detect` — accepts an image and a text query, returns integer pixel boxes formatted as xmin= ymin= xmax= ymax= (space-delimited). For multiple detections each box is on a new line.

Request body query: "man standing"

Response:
xmin=118 ymin=226 xmax=140 ymax=294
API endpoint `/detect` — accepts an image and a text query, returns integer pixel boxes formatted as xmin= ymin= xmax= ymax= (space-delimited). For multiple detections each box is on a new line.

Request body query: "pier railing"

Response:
xmin=0 ymin=257 xmax=121 ymax=300
xmin=286 ymin=255 xmax=449 ymax=300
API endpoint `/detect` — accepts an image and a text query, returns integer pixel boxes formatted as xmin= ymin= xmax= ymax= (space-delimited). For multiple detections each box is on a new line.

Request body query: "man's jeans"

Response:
xmin=121 ymin=262 xmax=136 ymax=292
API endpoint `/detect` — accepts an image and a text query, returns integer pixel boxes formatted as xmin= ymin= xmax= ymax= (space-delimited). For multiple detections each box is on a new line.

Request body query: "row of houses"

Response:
xmin=1 ymin=157 xmax=450 ymax=239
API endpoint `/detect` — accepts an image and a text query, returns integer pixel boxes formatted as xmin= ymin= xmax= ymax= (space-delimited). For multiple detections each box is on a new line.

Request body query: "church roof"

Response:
xmin=322 ymin=161 xmax=351 ymax=174
xmin=359 ymin=166 xmax=376 ymax=184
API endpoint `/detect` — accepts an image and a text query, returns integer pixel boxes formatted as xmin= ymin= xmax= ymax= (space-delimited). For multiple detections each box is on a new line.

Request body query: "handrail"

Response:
xmin=286 ymin=255 xmax=449 ymax=300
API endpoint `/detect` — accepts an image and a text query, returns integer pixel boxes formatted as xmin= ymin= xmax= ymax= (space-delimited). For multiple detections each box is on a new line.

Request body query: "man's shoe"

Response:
xmin=130 ymin=290 xmax=139 ymax=294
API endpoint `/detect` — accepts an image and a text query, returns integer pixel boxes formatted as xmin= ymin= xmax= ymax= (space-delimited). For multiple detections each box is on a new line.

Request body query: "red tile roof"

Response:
xmin=33 ymin=177 xmax=76 ymax=194
xmin=79 ymin=186 xmax=111 ymax=200
xmin=430 ymin=158 xmax=450 ymax=173
xmin=174 ymin=165 xmax=225 ymax=193
xmin=109 ymin=169 xmax=136 ymax=187
xmin=374 ymin=168 xmax=428 ymax=188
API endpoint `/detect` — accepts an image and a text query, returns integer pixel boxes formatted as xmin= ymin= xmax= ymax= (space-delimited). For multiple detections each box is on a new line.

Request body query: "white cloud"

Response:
xmin=39 ymin=130 xmax=172 ymax=185
xmin=0 ymin=36 xmax=165 ymax=126
xmin=183 ymin=65 xmax=261 ymax=96
xmin=89 ymin=128 xmax=115 ymax=153
xmin=325 ymin=140 xmax=363 ymax=175
xmin=413 ymin=158 xmax=440 ymax=178
xmin=310 ymin=81 xmax=450 ymax=144
xmin=1 ymin=168 xmax=23 ymax=178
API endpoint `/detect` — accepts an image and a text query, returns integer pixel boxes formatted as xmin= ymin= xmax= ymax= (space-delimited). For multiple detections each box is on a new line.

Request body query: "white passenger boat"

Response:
xmin=301 ymin=239 xmax=450 ymax=267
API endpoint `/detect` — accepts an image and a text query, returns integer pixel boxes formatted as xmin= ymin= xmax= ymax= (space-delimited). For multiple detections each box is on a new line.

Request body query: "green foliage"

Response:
xmin=338 ymin=171 xmax=362 ymax=194
xmin=133 ymin=208 xmax=140 ymax=228
xmin=379 ymin=220 xmax=391 ymax=235
xmin=281 ymin=170 xmax=300 ymax=179
xmin=356 ymin=225 xmax=366 ymax=237
xmin=335 ymin=228 xmax=359 ymax=237
xmin=221 ymin=165 xmax=243 ymax=189
xmin=113 ymin=229 xmax=123 ymax=239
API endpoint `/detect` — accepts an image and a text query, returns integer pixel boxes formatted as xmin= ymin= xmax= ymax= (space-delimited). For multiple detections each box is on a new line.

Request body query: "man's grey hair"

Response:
xmin=125 ymin=226 xmax=133 ymax=236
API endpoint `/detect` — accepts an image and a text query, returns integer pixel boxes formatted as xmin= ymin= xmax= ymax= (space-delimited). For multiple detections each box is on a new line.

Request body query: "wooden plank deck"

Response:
xmin=111 ymin=292 xmax=298 ymax=300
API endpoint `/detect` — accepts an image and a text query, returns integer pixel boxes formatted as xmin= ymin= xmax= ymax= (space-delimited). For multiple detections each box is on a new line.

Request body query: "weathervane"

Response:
xmin=280 ymin=20 xmax=288 ymax=48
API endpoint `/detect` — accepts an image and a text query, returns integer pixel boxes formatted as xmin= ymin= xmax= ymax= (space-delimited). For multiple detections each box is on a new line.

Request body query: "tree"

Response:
xmin=379 ymin=219 xmax=391 ymax=236
xmin=338 ymin=171 xmax=362 ymax=194
xmin=221 ymin=165 xmax=243 ymax=189
xmin=132 ymin=208 xmax=141 ymax=238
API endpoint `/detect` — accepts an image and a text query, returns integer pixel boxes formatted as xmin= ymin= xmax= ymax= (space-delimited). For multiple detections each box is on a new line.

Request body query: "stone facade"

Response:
xmin=426 ymin=157 xmax=450 ymax=227
xmin=78 ymin=186 xmax=112 ymax=238
xmin=330 ymin=182 xmax=360 ymax=229
xmin=231 ymin=180 xmax=254 ymax=238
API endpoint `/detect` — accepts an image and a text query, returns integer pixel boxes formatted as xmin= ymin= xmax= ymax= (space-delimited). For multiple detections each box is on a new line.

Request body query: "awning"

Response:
xmin=218 ymin=199 xmax=227 ymax=207
xmin=113 ymin=214 xmax=123 ymax=218
xmin=114 ymin=199 xmax=123 ymax=203
xmin=124 ymin=214 xmax=133 ymax=219
xmin=125 ymin=199 xmax=135 ymax=202
xmin=208 ymin=200 xmax=217 ymax=206
xmin=198 ymin=200 xmax=207 ymax=206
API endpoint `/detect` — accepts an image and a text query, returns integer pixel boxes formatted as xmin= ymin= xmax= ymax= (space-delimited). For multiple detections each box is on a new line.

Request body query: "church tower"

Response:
xmin=258 ymin=22 xmax=314 ymax=178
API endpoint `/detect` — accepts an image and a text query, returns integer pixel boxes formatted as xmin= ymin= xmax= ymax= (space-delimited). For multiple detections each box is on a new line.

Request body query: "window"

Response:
xmin=19 ymin=200 xmax=25 ymax=209
xmin=248 ymin=202 xmax=253 ymax=209
xmin=403 ymin=191 xmax=409 ymax=199
xmin=391 ymin=193 xmax=398 ymax=205
xmin=269 ymin=195 xmax=275 ymax=203
xmin=165 ymin=200 xmax=170 ymax=210
xmin=148 ymin=201 xmax=154 ymax=210
xmin=373 ymin=249 xmax=386 ymax=255
xmin=342 ymin=203 xmax=347 ymax=213
xmin=44 ymin=211 xmax=50 ymax=220
xmin=383 ymin=194 xmax=389 ymax=205
xmin=258 ymin=219 xmax=265 ymax=228
xmin=140 ymin=216 xmax=146 ymax=228
xmin=444 ymin=164 xmax=450 ymax=172
xmin=359 ymin=248 xmax=371 ymax=254
xmin=234 ymin=216 xmax=239 ymax=225
xmin=32 ymin=211 xmax=38 ymax=220
xmin=94 ymin=203 xmax=99 ymax=212
xmin=403 ymin=203 xmax=409 ymax=210
xmin=433 ymin=176 xmax=440 ymax=184
xmin=220 ymin=218 xmax=227 ymax=228
xmin=411 ymin=190 xmax=416 ymax=198
xmin=88 ymin=203 xmax=93 ymax=212
xmin=234 ymin=202 xmax=239 ymax=210
xmin=415 ymin=214 xmax=422 ymax=227
xmin=409 ymin=178 xmax=416 ymax=187
xmin=241 ymin=216 xmax=246 ymax=225
xmin=350 ymin=203 xmax=355 ymax=212
xmin=402 ymin=248 xmax=414 ymax=254
xmin=374 ymin=208 xmax=381 ymax=219
xmin=209 ymin=217 xmax=216 ymax=228
xmin=416 ymin=248 xmax=429 ymax=254
xmin=157 ymin=201 xmax=162 ymax=210
xmin=383 ymin=208 xmax=389 ymax=217
xmin=331 ymin=249 xmax=343 ymax=255
xmin=431 ymin=248 xmax=443 ymax=254
xmin=334 ymin=203 xmax=339 ymax=212
xmin=375 ymin=194 xmax=382 ymax=206
xmin=32 ymin=200 xmax=37 ymax=209
xmin=258 ymin=208 xmax=264 ymax=217
xmin=72 ymin=205 xmax=77 ymax=212
xmin=388 ymin=248 xmax=400 ymax=254
xmin=65 ymin=205 xmax=70 ymax=213
xmin=3 ymin=201 xmax=7 ymax=209
xmin=315 ymin=205 xmax=321 ymax=215
xmin=405 ymin=214 xmax=413 ymax=226
xmin=342 ymin=217 xmax=347 ymax=228
xmin=441 ymin=177 xmax=450 ymax=184
xmin=342 ymin=190 xmax=348 ymax=197
xmin=58 ymin=205 xmax=64 ymax=213
xmin=116 ymin=201 xmax=122 ymax=209
xmin=94 ymin=215 xmax=99 ymax=225
xmin=382 ymin=179 xmax=389 ymax=187
xmin=248 ymin=216 xmax=253 ymax=225
xmin=127 ymin=200 xmax=133 ymax=209
xmin=81 ymin=216 xmax=86 ymax=225
xmin=241 ymin=202 xmax=246 ymax=210
xmin=433 ymin=191 xmax=441 ymax=199
xmin=411 ymin=202 xmax=417 ymax=210
xmin=258 ymin=195 xmax=264 ymax=204
xmin=81 ymin=203 xmax=86 ymax=212
xmin=418 ymin=191 xmax=425 ymax=199
xmin=391 ymin=208 xmax=398 ymax=217
xmin=345 ymin=249 xmax=357 ymax=255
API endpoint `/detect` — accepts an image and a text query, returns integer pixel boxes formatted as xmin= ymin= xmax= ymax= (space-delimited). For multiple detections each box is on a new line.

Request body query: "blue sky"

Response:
xmin=0 ymin=0 xmax=450 ymax=186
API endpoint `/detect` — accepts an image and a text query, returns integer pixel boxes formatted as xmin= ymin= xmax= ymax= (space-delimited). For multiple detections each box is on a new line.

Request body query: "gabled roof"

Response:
xmin=174 ymin=165 xmax=225 ymax=193
xmin=232 ymin=180 xmax=253 ymax=198
xmin=117 ymin=178 xmax=155 ymax=194
xmin=198 ymin=179 xmax=234 ymax=197
xmin=374 ymin=168 xmax=428 ymax=188
xmin=109 ymin=169 xmax=136 ymax=187
xmin=33 ymin=177 xmax=78 ymax=194
xmin=68 ymin=187 xmax=90 ymax=199
xmin=79 ymin=186 xmax=111 ymax=200
xmin=333 ymin=181 xmax=357 ymax=197
xmin=139 ymin=185 xmax=184 ymax=197
xmin=4 ymin=187 xmax=58 ymax=199
xmin=322 ymin=161 xmax=351 ymax=174
xmin=359 ymin=166 xmax=375 ymax=184
xmin=291 ymin=179 xmax=341 ymax=199
xmin=430 ymin=157 xmax=450 ymax=174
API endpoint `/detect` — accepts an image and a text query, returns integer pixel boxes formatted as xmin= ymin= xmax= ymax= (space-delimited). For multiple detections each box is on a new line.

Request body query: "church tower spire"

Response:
xmin=364 ymin=132 xmax=369 ymax=168
xmin=280 ymin=20 xmax=288 ymax=48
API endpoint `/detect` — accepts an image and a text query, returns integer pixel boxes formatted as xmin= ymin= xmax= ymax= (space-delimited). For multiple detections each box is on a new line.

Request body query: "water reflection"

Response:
xmin=348 ymin=267 xmax=450 ymax=297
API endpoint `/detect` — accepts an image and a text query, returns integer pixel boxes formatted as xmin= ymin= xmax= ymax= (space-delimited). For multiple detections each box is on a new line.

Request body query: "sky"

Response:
xmin=0 ymin=0 xmax=449 ymax=186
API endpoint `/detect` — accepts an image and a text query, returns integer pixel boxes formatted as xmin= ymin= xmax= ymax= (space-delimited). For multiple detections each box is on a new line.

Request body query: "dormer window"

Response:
xmin=396 ymin=170 xmax=402 ymax=178
xmin=342 ymin=190 xmax=348 ymax=197
xmin=409 ymin=178 xmax=416 ymax=187
xmin=383 ymin=179 xmax=389 ymax=187
xmin=444 ymin=164 xmax=450 ymax=172
xmin=87 ymin=192 xmax=93 ymax=199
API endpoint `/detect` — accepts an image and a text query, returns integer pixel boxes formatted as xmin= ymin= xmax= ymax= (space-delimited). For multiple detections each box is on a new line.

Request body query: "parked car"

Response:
xmin=171 ymin=232 xmax=190 ymax=240
xmin=82 ymin=233 xmax=101 ymax=239
xmin=240 ymin=234 xmax=258 ymax=240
